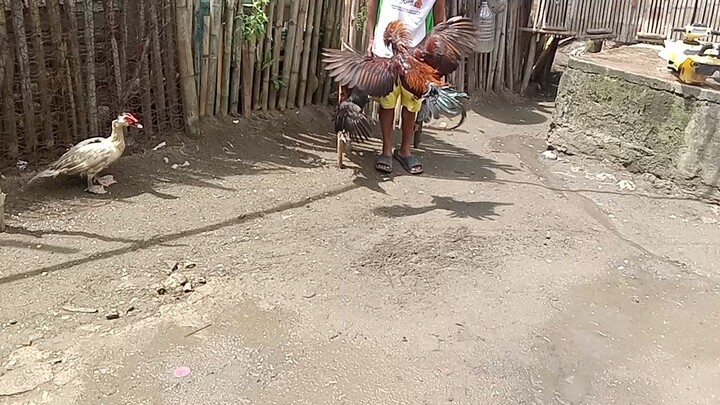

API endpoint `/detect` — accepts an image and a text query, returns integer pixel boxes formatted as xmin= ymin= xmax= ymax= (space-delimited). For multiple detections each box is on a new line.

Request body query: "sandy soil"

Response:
xmin=1 ymin=98 xmax=719 ymax=405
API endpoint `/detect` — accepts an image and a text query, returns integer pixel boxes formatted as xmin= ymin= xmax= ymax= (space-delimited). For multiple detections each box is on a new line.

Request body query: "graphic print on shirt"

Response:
xmin=372 ymin=0 xmax=436 ymax=58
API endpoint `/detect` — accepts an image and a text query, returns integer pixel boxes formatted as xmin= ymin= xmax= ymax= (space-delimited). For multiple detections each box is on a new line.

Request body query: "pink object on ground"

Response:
xmin=173 ymin=366 xmax=191 ymax=378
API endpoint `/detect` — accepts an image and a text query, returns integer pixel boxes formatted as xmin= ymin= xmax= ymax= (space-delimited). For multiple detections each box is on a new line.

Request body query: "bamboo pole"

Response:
xmin=120 ymin=1 xmax=129 ymax=98
xmin=83 ymin=0 xmax=99 ymax=138
xmin=65 ymin=0 xmax=88 ymax=140
xmin=149 ymin=0 xmax=169 ymax=129
xmin=215 ymin=8 xmax=225 ymax=112
xmin=260 ymin=0 xmax=277 ymax=110
xmin=229 ymin=0 xmax=243 ymax=114
xmin=278 ymin=0 xmax=302 ymax=110
xmin=0 ymin=0 xmax=6 ymax=112
xmin=505 ymin=1 xmax=517 ymax=92
xmin=103 ymin=0 xmax=124 ymax=111
xmin=241 ymin=35 xmax=256 ymax=117
xmin=138 ymin=0 xmax=154 ymax=135
xmin=199 ymin=15 xmax=211 ymax=116
xmin=321 ymin=0 xmax=342 ymax=104
xmin=27 ymin=0 xmax=53 ymax=150
xmin=314 ymin=0 xmax=334 ymax=104
xmin=176 ymin=0 xmax=201 ymax=137
xmin=45 ymin=0 xmax=72 ymax=144
xmin=296 ymin=0 xmax=316 ymax=108
xmin=2 ymin=38 xmax=18 ymax=159
xmin=305 ymin=0 xmax=324 ymax=105
xmin=10 ymin=0 xmax=37 ymax=152
xmin=493 ymin=10 xmax=507 ymax=91
xmin=219 ymin=0 xmax=236 ymax=115
xmin=0 ymin=0 xmax=18 ymax=159
xmin=206 ymin=0 xmax=223 ymax=115
xmin=162 ymin=0 xmax=182 ymax=120
xmin=268 ymin=0 xmax=286 ymax=109
xmin=252 ymin=2 xmax=270 ymax=110
xmin=0 ymin=183 xmax=5 ymax=232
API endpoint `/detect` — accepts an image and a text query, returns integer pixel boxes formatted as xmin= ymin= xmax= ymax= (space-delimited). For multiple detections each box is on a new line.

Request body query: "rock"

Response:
xmin=617 ymin=179 xmax=636 ymax=191
xmin=164 ymin=260 xmax=180 ymax=274
xmin=541 ymin=150 xmax=558 ymax=160
xmin=105 ymin=310 xmax=120 ymax=320
xmin=165 ymin=273 xmax=189 ymax=289
xmin=183 ymin=283 xmax=194 ymax=293
xmin=594 ymin=172 xmax=617 ymax=182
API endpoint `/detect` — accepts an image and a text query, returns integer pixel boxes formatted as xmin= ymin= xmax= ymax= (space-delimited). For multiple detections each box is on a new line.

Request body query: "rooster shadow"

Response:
xmin=373 ymin=195 xmax=514 ymax=221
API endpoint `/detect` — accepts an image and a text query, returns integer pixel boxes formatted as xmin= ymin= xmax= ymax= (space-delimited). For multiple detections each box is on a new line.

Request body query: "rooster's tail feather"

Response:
xmin=417 ymin=84 xmax=469 ymax=126
xmin=27 ymin=169 xmax=61 ymax=186
xmin=334 ymin=100 xmax=374 ymax=144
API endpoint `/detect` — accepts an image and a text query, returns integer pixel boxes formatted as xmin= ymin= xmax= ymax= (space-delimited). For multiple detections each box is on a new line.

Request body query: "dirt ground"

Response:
xmin=1 ymin=97 xmax=719 ymax=405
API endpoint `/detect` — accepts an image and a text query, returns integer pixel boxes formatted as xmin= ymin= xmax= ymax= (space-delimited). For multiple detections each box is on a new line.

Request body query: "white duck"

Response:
xmin=28 ymin=112 xmax=143 ymax=194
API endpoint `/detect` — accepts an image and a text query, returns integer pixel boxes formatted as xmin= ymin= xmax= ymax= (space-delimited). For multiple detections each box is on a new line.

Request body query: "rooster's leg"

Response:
xmin=336 ymin=133 xmax=345 ymax=169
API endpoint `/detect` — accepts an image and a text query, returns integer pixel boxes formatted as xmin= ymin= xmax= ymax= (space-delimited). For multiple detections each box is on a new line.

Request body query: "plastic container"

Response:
xmin=474 ymin=0 xmax=495 ymax=53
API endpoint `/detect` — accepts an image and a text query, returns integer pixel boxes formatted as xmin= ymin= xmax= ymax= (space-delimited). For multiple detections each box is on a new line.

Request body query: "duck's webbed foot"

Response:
xmin=96 ymin=175 xmax=116 ymax=187
xmin=86 ymin=185 xmax=108 ymax=194
xmin=85 ymin=175 xmax=108 ymax=194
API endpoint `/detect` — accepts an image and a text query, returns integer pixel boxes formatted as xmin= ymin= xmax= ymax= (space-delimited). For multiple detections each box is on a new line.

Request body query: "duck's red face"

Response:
xmin=121 ymin=113 xmax=143 ymax=129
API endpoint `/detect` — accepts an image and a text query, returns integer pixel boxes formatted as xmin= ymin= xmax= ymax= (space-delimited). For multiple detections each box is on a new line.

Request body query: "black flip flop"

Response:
xmin=393 ymin=149 xmax=423 ymax=175
xmin=375 ymin=154 xmax=393 ymax=173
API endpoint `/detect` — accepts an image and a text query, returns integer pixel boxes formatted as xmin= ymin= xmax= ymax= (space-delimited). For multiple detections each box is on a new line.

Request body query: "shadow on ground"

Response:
xmin=2 ymin=105 xmax=520 ymax=218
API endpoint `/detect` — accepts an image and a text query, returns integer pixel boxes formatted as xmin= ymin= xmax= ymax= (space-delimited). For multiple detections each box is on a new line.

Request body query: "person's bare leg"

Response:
xmin=394 ymin=107 xmax=423 ymax=174
xmin=375 ymin=107 xmax=395 ymax=172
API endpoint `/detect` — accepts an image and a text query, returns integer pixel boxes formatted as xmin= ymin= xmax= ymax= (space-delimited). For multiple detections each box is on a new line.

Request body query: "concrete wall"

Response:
xmin=548 ymin=56 xmax=720 ymax=203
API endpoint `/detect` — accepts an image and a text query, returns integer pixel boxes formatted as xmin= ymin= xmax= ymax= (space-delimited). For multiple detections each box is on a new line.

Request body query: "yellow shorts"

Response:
xmin=373 ymin=84 xmax=422 ymax=113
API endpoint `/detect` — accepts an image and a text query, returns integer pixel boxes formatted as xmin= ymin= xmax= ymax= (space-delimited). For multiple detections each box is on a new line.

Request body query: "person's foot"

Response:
xmin=393 ymin=149 xmax=423 ymax=174
xmin=375 ymin=154 xmax=393 ymax=173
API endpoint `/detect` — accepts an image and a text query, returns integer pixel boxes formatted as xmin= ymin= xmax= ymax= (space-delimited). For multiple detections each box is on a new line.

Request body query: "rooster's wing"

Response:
xmin=322 ymin=48 xmax=400 ymax=98
xmin=411 ymin=16 xmax=479 ymax=76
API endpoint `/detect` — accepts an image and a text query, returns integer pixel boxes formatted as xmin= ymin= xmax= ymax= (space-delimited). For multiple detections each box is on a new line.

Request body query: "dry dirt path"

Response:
xmin=1 ymin=102 xmax=719 ymax=405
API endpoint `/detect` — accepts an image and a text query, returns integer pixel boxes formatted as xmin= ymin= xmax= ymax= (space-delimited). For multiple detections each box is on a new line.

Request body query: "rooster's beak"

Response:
xmin=135 ymin=124 xmax=144 ymax=129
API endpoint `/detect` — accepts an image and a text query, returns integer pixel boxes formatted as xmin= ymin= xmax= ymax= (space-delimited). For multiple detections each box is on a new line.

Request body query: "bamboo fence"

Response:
xmin=526 ymin=0 xmax=720 ymax=43
xmin=2 ymin=0 xmax=718 ymax=164
xmin=0 ymin=0 xmax=186 ymax=162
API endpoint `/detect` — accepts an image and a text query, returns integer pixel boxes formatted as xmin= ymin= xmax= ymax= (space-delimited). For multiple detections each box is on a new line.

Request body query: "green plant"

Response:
xmin=240 ymin=0 xmax=271 ymax=40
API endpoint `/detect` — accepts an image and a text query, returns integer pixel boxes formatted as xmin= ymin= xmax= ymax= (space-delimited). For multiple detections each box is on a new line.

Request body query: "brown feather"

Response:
xmin=411 ymin=16 xmax=479 ymax=76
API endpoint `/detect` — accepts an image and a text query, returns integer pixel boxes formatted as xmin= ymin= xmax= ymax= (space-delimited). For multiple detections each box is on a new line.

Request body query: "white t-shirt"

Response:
xmin=371 ymin=0 xmax=437 ymax=58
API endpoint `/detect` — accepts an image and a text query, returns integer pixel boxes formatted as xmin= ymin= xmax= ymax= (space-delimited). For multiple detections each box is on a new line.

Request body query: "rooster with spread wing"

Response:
xmin=322 ymin=13 xmax=478 ymax=173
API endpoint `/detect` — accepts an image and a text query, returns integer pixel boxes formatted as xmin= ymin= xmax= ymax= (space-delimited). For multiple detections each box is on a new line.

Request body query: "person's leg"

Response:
xmin=393 ymin=87 xmax=423 ymax=174
xmin=374 ymin=86 xmax=401 ymax=173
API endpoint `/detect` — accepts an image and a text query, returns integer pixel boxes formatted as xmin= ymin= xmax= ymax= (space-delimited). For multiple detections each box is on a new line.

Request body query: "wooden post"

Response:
xmin=288 ymin=0 xmax=310 ymax=109
xmin=176 ymin=0 xmax=201 ymax=137
xmin=520 ymin=32 xmax=537 ymax=94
